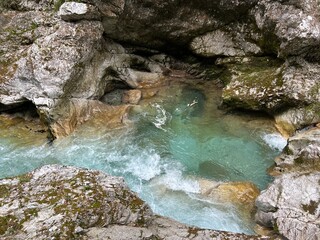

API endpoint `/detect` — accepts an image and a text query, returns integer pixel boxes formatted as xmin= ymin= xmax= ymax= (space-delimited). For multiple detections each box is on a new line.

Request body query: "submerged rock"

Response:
xmin=255 ymin=171 xmax=320 ymax=240
xmin=199 ymin=180 xmax=260 ymax=207
xmin=199 ymin=179 xmax=260 ymax=227
xmin=0 ymin=165 xmax=267 ymax=240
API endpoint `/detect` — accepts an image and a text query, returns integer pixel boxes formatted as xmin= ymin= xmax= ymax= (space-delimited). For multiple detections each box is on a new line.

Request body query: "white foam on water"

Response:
xmin=151 ymin=169 xmax=200 ymax=194
xmin=151 ymin=103 xmax=170 ymax=131
xmin=125 ymin=151 xmax=162 ymax=181
xmin=262 ymin=133 xmax=287 ymax=151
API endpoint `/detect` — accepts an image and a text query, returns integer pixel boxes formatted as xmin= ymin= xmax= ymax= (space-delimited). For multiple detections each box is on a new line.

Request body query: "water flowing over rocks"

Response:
xmin=0 ymin=165 xmax=267 ymax=240
xmin=1 ymin=0 xmax=320 ymax=239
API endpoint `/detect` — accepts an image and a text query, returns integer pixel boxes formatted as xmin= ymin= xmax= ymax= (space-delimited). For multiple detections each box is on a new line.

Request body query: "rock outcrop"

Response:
xmin=273 ymin=127 xmax=320 ymax=172
xmin=0 ymin=1 xmax=170 ymax=138
xmin=1 ymin=0 xmax=320 ymax=136
xmin=255 ymin=172 xmax=320 ymax=240
xmin=256 ymin=126 xmax=320 ymax=239
xmin=1 ymin=1 xmax=320 ymax=239
xmin=0 ymin=165 xmax=267 ymax=240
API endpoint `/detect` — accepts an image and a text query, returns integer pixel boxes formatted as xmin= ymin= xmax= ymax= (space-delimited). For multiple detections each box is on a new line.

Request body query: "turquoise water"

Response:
xmin=0 ymin=83 xmax=286 ymax=234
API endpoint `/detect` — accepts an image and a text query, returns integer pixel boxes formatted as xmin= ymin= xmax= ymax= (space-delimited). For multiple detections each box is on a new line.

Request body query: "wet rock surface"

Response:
xmin=0 ymin=165 xmax=268 ymax=240
xmin=1 ymin=0 xmax=320 ymax=135
xmin=0 ymin=1 xmax=320 ymax=239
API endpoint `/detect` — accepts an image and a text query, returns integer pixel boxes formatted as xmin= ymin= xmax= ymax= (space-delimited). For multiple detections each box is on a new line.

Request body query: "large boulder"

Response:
xmin=0 ymin=165 xmax=267 ymax=240
xmin=252 ymin=0 xmax=320 ymax=59
xmin=0 ymin=4 xmax=170 ymax=138
xmin=220 ymin=57 xmax=285 ymax=111
xmin=97 ymin=0 xmax=258 ymax=50
xmin=274 ymin=104 xmax=320 ymax=137
xmin=273 ymin=127 xmax=320 ymax=172
xmin=255 ymin=171 xmax=320 ymax=240
xmin=58 ymin=2 xmax=101 ymax=22
xmin=190 ymin=23 xmax=262 ymax=57
xmin=221 ymin=56 xmax=320 ymax=133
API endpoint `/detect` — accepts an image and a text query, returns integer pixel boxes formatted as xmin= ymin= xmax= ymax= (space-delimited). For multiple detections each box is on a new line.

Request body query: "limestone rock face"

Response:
xmin=252 ymin=0 xmax=320 ymax=59
xmin=255 ymin=172 xmax=320 ymax=240
xmin=275 ymin=104 xmax=320 ymax=137
xmin=58 ymin=2 xmax=101 ymax=22
xmin=0 ymin=6 xmax=169 ymax=138
xmin=220 ymin=57 xmax=285 ymax=112
xmin=190 ymin=25 xmax=262 ymax=57
xmin=274 ymin=127 xmax=320 ymax=171
xmin=221 ymin=56 xmax=320 ymax=126
xmin=0 ymin=165 xmax=267 ymax=240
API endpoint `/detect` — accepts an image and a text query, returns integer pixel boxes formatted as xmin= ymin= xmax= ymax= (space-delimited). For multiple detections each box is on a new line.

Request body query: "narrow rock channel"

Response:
xmin=0 ymin=0 xmax=320 ymax=239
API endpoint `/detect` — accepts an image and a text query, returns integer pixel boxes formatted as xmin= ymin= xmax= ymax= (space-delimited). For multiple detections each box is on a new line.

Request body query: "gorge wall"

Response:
xmin=0 ymin=0 xmax=320 ymax=239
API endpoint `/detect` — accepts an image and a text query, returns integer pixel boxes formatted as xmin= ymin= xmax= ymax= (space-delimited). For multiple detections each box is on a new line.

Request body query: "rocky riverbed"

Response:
xmin=0 ymin=0 xmax=320 ymax=239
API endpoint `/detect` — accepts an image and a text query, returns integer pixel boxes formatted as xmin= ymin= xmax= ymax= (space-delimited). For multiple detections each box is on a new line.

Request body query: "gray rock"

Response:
xmin=221 ymin=57 xmax=320 ymax=131
xmin=190 ymin=25 xmax=262 ymax=57
xmin=255 ymin=172 xmax=320 ymax=240
xmin=0 ymin=165 xmax=152 ymax=239
xmin=0 ymin=10 xmax=169 ymax=138
xmin=275 ymin=104 xmax=320 ymax=137
xmin=220 ymin=57 xmax=285 ymax=111
xmin=0 ymin=165 xmax=267 ymax=240
xmin=252 ymin=0 xmax=320 ymax=59
xmin=58 ymin=2 xmax=101 ymax=22
xmin=274 ymin=127 xmax=320 ymax=171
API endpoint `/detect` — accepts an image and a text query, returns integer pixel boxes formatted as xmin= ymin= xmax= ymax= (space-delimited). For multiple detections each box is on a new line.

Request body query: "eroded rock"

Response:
xmin=58 ymin=2 xmax=101 ymax=22
xmin=190 ymin=25 xmax=262 ymax=57
xmin=0 ymin=165 xmax=268 ymax=240
xmin=221 ymin=57 xmax=285 ymax=111
xmin=48 ymin=99 xmax=131 ymax=138
xmin=275 ymin=104 xmax=320 ymax=137
xmin=273 ymin=127 xmax=320 ymax=172
xmin=255 ymin=171 xmax=320 ymax=240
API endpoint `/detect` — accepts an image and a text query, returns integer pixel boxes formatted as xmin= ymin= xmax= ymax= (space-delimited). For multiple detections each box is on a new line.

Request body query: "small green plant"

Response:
xmin=54 ymin=0 xmax=66 ymax=12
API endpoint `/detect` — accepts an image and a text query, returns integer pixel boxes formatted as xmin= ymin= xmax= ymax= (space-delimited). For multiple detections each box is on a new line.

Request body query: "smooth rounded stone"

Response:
xmin=0 ymin=165 xmax=268 ymax=240
xmin=255 ymin=171 xmax=320 ymax=240
xmin=122 ymin=89 xmax=142 ymax=105
xmin=141 ymin=88 xmax=159 ymax=99
xmin=58 ymin=2 xmax=101 ymax=21
xmin=125 ymin=70 xmax=168 ymax=89
xmin=199 ymin=179 xmax=260 ymax=207
xmin=100 ymin=89 xmax=124 ymax=105
xmin=49 ymin=99 xmax=131 ymax=138
xmin=273 ymin=127 xmax=320 ymax=171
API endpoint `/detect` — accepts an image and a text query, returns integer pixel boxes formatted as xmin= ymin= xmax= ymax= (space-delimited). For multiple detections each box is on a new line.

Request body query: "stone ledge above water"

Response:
xmin=0 ymin=164 xmax=269 ymax=240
